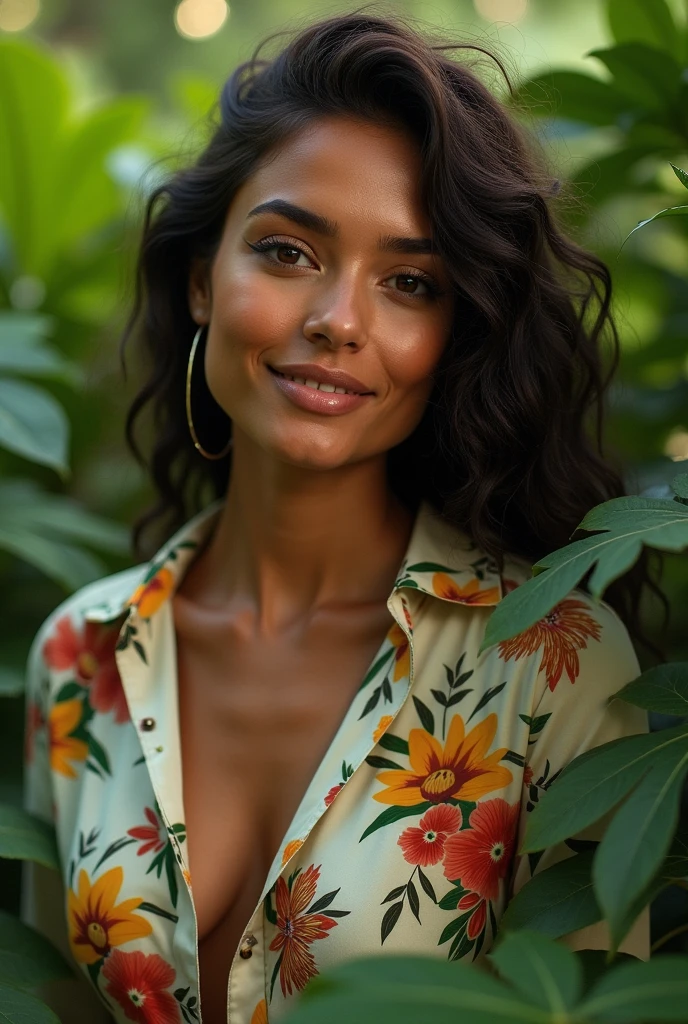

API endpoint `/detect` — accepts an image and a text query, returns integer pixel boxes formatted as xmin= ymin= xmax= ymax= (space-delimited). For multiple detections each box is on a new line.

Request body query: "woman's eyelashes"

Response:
xmin=246 ymin=235 xmax=442 ymax=300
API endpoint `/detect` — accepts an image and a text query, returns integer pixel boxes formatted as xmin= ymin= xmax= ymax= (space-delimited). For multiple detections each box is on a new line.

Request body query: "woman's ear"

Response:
xmin=188 ymin=255 xmax=212 ymax=323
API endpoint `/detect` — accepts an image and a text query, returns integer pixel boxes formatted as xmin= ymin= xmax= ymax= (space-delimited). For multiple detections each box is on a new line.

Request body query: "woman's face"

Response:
xmin=188 ymin=115 xmax=454 ymax=470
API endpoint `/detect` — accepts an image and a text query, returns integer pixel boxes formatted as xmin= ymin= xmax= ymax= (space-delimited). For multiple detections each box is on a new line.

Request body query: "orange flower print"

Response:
xmin=67 ymin=865 xmax=153 ymax=964
xmin=281 ymin=838 xmax=304 ymax=867
xmin=43 ymin=616 xmax=128 ymax=723
xmin=398 ymin=803 xmax=462 ymax=867
xmin=497 ymin=597 xmax=602 ymax=692
xmin=458 ymin=892 xmax=488 ymax=940
xmin=432 ymin=573 xmax=500 ymax=605
xmin=48 ymin=700 xmax=88 ymax=778
xmin=373 ymin=714 xmax=394 ymax=744
xmin=128 ymin=807 xmax=166 ymax=856
xmin=127 ymin=567 xmax=175 ymax=619
xmin=373 ymin=713 xmax=512 ymax=806
xmin=442 ymin=797 xmax=520 ymax=900
xmin=387 ymin=623 xmax=410 ymax=681
xmin=101 ymin=948 xmax=181 ymax=1023
xmin=269 ymin=864 xmax=342 ymax=997
xmin=251 ymin=999 xmax=268 ymax=1024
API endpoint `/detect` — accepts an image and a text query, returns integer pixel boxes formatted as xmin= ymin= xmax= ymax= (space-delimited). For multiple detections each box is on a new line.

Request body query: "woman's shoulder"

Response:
xmin=28 ymin=564 xmax=148 ymax=675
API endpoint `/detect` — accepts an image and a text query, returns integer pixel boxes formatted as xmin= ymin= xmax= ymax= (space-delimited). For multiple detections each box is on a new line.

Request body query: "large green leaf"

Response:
xmin=614 ymin=663 xmax=688 ymax=716
xmin=622 ymin=204 xmax=688 ymax=245
xmin=592 ymin=740 xmax=688 ymax=948
xmin=579 ymin=955 xmax=688 ymax=1020
xmin=0 ymin=311 xmax=80 ymax=384
xmin=510 ymin=71 xmax=629 ymax=126
xmin=284 ymin=954 xmax=550 ymax=1024
xmin=489 ymin=931 xmax=582 ymax=1013
xmin=0 ymin=805 xmax=59 ymax=870
xmin=520 ymin=725 xmax=687 ymax=852
xmin=0 ymin=984 xmax=60 ymax=1024
xmin=0 ymin=378 xmax=69 ymax=474
xmin=671 ymin=163 xmax=688 ymax=191
xmin=587 ymin=43 xmax=682 ymax=109
xmin=480 ymin=495 xmax=688 ymax=653
xmin=499 ymin=850 xmax=601 ymax=938
xmin=0 ymin=479 xmax=128 ymax=589
xmin=0 ymin=911 xmax=72 ymax=993
xmin=607 ymin=0 xmax=679 ymax=59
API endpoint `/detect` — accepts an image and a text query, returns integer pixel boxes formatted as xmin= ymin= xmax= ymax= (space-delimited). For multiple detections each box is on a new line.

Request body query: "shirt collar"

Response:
xmin=83 ymin=496 xmax=503 ymax=623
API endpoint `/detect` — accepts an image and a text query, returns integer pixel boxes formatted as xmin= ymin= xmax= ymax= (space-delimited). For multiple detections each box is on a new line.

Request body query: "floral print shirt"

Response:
xmin=21 ymin=497 xmax=648 ymax=1024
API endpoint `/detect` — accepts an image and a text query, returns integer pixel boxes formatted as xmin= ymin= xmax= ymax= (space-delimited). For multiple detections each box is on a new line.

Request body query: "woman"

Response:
xmin=22 ymin=12 xmax=658 ymax=1024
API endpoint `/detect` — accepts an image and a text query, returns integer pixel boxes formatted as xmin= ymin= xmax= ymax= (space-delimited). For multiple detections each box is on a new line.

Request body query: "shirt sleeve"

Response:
xmin=20 ymin=615 xmax=115 ymax=1024
xmin=507 ymin=594 xmax=650 ymax=959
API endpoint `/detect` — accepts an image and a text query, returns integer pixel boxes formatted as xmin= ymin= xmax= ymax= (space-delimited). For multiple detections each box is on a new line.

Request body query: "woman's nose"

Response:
xmin=302 ymin=277 xmax=369 ymax=350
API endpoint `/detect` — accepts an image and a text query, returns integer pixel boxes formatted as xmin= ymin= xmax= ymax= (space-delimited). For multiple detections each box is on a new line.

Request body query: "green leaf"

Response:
xmin=592 ymin=740 xmax=688 ymax=948
xmin=0 ymin=910 xmax=72 ymax=992
xmin=0 ymin=983 xmax=61 ymax=1023
xmin=357 ymin=648 xmax=394 ymax=692
xmin=468 ymin=682 xmax=507 ymax=722
xmin=614 ymin=663 xmax=688 ymax=716
xmin=579 ymin=954 xmax=688 ymax=1020
xmin=359 ymin=804 xmax=431 ymax=843
xmin=286 ymin=955 xmax=550 ymax=1024
xmin=671 ymin=163 xmax=688 ymax=191
xmin=520 ymin=728 xmax=678 ymax=852
xmin=607 ymin=0 xmax=679 ymax=58
xmin=0 ymin=668 xmax=23 ymax=697
xmin=377 ymin=734 xmax=409 ymax=756
xmin=412 ymin=696 xmax=434 ymax=734
xmin=623 ymin=204 xmax=688 ymax=245
xmin=438 ymin=885 xmax=468 ymax=911
xmin=587 ymin=43 xmax=681 ymax=108
xmin=0 ymin=312 xmax=80 ymax=383
xmin=0 ymin=805 xmax=59 ymax=869
xmin=479 ymin=495 xmax=688 ymax=653
xmin=490 ymin=931 xmax=582 ymax=1013
xmin=510 ymin=70 xmax=629 ymax=127
xmin=672 ymin=472 xmax=688 ymax=499
xmin=0 ymin=378 xmax=69 ymax=474
xmin=500 ymin=850 xmax=601 ymax=939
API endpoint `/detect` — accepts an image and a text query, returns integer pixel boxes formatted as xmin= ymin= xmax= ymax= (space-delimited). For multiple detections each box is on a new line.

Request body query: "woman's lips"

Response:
xmin=268 ymin=366 xmax=373 ymax=416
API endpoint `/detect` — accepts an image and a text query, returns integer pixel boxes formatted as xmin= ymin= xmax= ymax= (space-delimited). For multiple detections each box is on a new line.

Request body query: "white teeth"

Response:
xmin=275 ymin=369 xmax=360 ymax=396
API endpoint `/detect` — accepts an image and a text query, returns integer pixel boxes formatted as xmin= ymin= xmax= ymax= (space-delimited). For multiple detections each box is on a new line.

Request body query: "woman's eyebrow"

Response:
xmin=246 ymin=199 xmax=435 ymax=254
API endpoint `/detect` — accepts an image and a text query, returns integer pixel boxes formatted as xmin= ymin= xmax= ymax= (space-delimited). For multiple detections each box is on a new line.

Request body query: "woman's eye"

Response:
xmin=251 ymin=239 xmax=315 ymax=267
xmin=388 ymin=273 xmax=432 ymax=297
xmin=271 ymin=244 xmax=310 ymax=266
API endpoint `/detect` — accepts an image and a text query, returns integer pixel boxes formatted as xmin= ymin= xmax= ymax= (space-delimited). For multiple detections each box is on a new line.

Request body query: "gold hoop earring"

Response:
xmin=185 ymin=324 xmax=233 ymax=460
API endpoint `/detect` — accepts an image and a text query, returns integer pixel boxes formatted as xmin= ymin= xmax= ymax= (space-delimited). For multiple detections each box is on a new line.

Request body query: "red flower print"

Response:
xmin=101 ymin=948 xmax=180 ymax=1023
xmin=269 ymin=864 xmax=339 ymax=997
xmin=24 ymin=700 xmax=45 ymax=763
xmin=497 ymin=597 xmax=602 ymax=692
xmin=324 ymin=784 xmax=343 ymax=807
xmin=523 ymin=764 xmax=534 ymax=787
xmin=397 ymin=803 xmax=462 ymax=867
xmin=466 ymin=897 xmax=487 ymax=940
xmin=442 ymin=798 xmax=520 ymax=900
xmin=43 ymin=616 xmax=129 ymax=722
xmin=128 ymin=807 xmax=166 ymax=856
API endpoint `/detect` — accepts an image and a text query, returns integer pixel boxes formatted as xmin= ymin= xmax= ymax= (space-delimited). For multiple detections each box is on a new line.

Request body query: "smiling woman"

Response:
xmin=21 ymin=11 xmax=662 ymax=1024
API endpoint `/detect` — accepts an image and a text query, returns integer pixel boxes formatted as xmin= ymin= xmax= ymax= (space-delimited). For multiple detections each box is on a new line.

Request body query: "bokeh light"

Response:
xmin=0 ymin=0 xmax=41 ymax=33
xmin=664 ymin=427 xmax=688 ymax=462
xmin=174 ymin=0 xmax=229 ymax=41
xmin=473 ymin=0 xmax=528 ymax=24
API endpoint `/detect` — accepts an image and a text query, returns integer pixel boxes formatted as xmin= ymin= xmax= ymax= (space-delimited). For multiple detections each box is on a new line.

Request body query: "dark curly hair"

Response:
xmin=120 ymin=9 xmax=667 ymax=661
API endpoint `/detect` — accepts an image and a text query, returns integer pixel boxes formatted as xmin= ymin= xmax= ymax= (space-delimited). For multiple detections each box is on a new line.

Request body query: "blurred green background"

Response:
xmin=1 ymin=0 xmax=687 ymax=948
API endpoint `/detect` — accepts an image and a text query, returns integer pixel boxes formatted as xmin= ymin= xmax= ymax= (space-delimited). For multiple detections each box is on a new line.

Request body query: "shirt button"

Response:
xmin=140 ymin=717 xmax=156 ymax=731
xmin=239 ymin=934 xmax=257 ymax=959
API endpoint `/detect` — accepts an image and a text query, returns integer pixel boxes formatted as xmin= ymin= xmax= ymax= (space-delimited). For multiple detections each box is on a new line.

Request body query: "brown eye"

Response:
xmin=276 ymin=246 xmax=302 ymax=264
xmin=396 ymin=275 xmax=419 ymax=293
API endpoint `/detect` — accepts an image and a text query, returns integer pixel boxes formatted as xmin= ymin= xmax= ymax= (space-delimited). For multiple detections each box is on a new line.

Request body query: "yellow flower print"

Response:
xmin=373 ymin=712 xmax=512 ymax=806
xmin=387 ymin=622 xmax=409 ymax=680
xmin=251 ymin=999 xmax=268 ymax=1024
xmin=373 ymin=714 xmax=394 ymax=744
xmin=127 ymin=566 xmax=175 ymax=619
xmin=432 ymin=572 xmax=500 ymax=605
xmin=281 ymin=837 xmax=304 ymax=867
xmin=48 ymin=700 xmax=88 ymax=778
xmin=67 ymin=865 xmax=153 ymax=965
